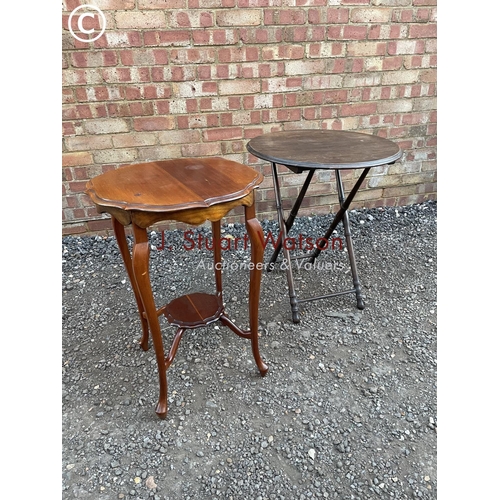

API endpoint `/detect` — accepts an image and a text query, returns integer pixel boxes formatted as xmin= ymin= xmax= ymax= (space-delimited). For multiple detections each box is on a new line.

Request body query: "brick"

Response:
xmin=119 ymin=49 xmax=158 ymax=66
xmin=62 ymin=223 xmax=87 ymax=236
xmin=62 ymin=152 xmax=93 ymax=167
xmin=204 ymin=127 xmax=243 ymax=142
xmin=307 ymin=9 xmax=323 ymax=25
xmin=303 ymin=75 xmax=343 ymax=90
xmin=342 ymin=26 xmax=367 ymax=39
xmin=63 ymin=89 xmax=75 ymax=104
xmin=173 ymin=81 xmax=218 ymax=97
xmin=98 ymin=68 xmax=132 ymax=83
xmin=240 ymin=27 xmax=283 ymax=44
xmin=219 ymin=46 xmax=259 ymax=63
xmin=84 ymin=118 xmax=128 ymax=134
xmin=374 ymin=0 xmax=413 ymax=5
xmin=170 ymin=48 xmax=216 ymax=64
xmin=112 ymin=133 xmax=157 ymax=148
xmin=350 ymin=187 xmax=384 ymax=202
xmin=363 ymin=57 xmax=384 ymax=72
xmin=139 ymin=0 xmax=186 ymax=8
xmin=388 ymin=40 xmax=425 ymax=55
xmin=63 ymin=123 xmax=76 ymax=136
xmin=193 ymin=29 xmax=238 ymax=46
xmin=158 ymin=130 xmax=201 ymax=144
xmin=219 ymin=80 xmax=260 ymax=95
xmin=76 ymin=87 xmax=107 ymax=102
xmin=264 ymin=9 xmax=307 ymax=25
xmin=412 ymin=97 xmax=437 ymax=111
xmin=101 ymin=31 xmax=142 ymax=48
xmin=382 ymin=69 xmax=420 ymax=85
xmin=315 ymin=89 xmax=348 ymax=104
xmin=167 ymin=10 xmax=214 ymax=28
xmin=401 ymin=112 xmax=428 ymax=125
xmin=71 ymin=51 xmax=118 ymax=68
xmin=87 ymin=218 xmax=114 ymax=232
xmin=409 ymin=23 xmax=437 ymax=38
xmin=115 ymin=12 xmax=167 ymax=29
xmin=284 ymin=59 xmax=326 ymax=76
xmin=377 ymin=99 xmax=413 ymax=113
xmin=277 ymin=108 xmax=302 ymax=121
xmin=347 ymin=41 xmax=386 ymax=57
xmin=89 ymin=0 xmax=135 ymax=9
xmin=92 ymin=147 xmax=137 ymax=164
xmin=343 ymin=73 xmax=382 ymax=87
xmin=65 ymin=135 xmax=113 ymax=151
xmin=351 ymin=8 xmax=393 ymax=23
xmin=390 ymin=25 xmax=407 ymax=39
xmin=339 ymin=102 xmax=377 ymax=116
xmin=326 ymin=8 xmax=350 ymax=23
xmin=420 ymin=69 xmax=437 ymax=83
xmin=137 ymin=145 xmax=182 ymax=161
xmin=189 ymin=0 xmax=235 ymax=7
xmin=177 ymin=114 xmax=219 ymax=129
xmin=306 ymin=42 xmax=344 ymax=59
xmin=181 ymin=142 xmax=222 ymax=157
xmin=144 ymin=30 xmax=190 ymax=46
xmin=217 ymin=10 xmax=261 ymax=26
xmin=383 ymin=56 xmax=404 ymax=71
xmin=281 ymin=9 xmax=307 ymax=25
xmin=383 ymin=182 xmax=426 ymax=198
xmin=133 ymin=116 xmax=175 ymax=131
xmin=106 ymin=101 xmax=153 ymax=117
xmin=345 ymin=58 xmax=364 ymax=73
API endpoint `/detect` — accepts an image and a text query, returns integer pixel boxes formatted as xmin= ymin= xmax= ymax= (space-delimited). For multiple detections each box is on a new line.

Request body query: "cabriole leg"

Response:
xmin=245 ymin=203 xmax=268 ymax=376
xmin=111 ymin=217 xmax=150 ymax=350
xmin=132 ymin=224 xmax=168 ymax=419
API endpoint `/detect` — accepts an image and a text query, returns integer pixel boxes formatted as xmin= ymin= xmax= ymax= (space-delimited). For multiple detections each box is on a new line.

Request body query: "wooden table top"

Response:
xmin=247 ymin=130 xmax=402 ymax=170
xmin=86 ymin=157 xmax=263 ymax=213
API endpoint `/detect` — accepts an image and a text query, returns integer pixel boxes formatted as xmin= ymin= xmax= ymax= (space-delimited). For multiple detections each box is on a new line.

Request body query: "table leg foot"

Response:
xmin=250 ymin=329 xmax=269 ymax=376
xmin=356 ymin=295 xmax=365 ymax=310
xmin=220 ymin=314 xmax=268 ymax=376
xmin=139 ymin=335 xmax=149 ymax=351
xmin=257 ymin=361 xmax=269 ymax=377
xmin=155 ymin=401 xmax=168 ymax=420
xmin=249 ymin=331 xmax=269 ymax=376
xmin=290 ymin=294 xmax=300 ymax=323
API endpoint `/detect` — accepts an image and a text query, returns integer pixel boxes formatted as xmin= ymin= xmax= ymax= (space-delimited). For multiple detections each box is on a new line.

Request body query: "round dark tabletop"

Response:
xmin=247 ymin=130 xmax=402 ymax=170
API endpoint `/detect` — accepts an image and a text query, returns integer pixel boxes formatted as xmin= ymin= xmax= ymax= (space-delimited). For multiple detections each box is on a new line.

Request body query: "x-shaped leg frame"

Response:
xmin=268 ymin=164 xmax=371 ymax=323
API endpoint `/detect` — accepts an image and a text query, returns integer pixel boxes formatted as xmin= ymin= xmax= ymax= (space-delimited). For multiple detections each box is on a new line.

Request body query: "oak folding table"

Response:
xmin=247 ymin=130 xmax=402 ymax=323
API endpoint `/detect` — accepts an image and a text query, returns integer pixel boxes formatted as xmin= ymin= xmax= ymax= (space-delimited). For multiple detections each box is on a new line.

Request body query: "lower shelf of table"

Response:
xmin=164 ymin=292 xmax=224 ymax=329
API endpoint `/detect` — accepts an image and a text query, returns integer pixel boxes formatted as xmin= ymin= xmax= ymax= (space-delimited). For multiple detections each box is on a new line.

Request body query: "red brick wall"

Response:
xmin=62 ymin=0 xmax=437 ymax=236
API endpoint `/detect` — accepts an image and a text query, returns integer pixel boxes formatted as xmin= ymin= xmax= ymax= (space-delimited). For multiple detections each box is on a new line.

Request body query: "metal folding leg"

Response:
xmin=269 ymin=165 xmax=371 ymax=322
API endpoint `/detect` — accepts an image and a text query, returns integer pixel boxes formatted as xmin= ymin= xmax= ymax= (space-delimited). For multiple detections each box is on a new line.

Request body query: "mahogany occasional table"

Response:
xmin=86 ymin=158 xmax=268 ymax=419
xmin=247 ymin=130 xmax=403 ymax=323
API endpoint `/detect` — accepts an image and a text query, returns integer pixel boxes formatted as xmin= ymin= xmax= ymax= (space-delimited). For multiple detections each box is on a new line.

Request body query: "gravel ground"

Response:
xmin=62 ymin=201 xmax=437 ymax=500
